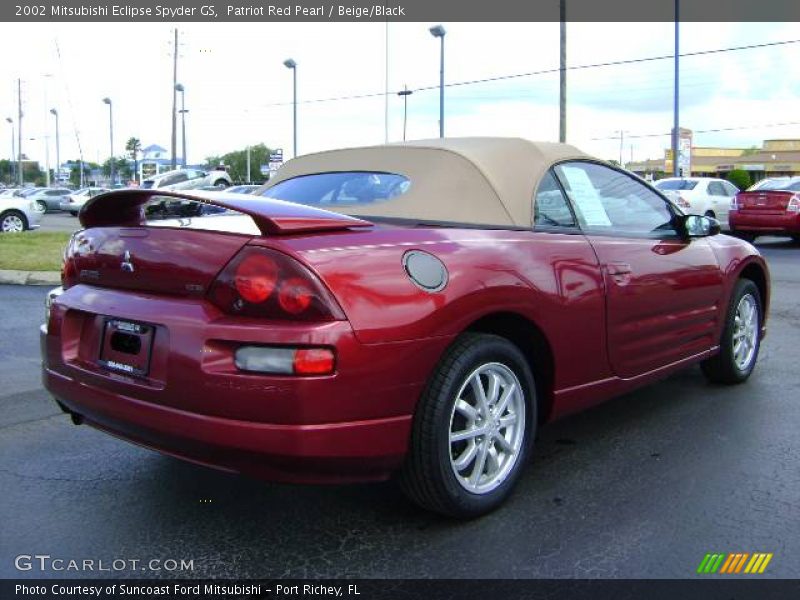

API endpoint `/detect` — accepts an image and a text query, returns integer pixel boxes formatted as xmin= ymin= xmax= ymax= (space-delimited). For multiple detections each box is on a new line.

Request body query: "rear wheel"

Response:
xmin=1 ymin=210 xmax=28 ymax=232
xmin=791 ymin=234 xmax=800 ymax=244
xmin=213 ymin=180 xmax=228 ymax=189
xmin=733 ymin=231 xmax=756 ymax=243
xmin=35 ymin=200 xmax=47 ymax=212
xmin=399 ymin=333 xmax=536 ymax=518
xmin=701 ymin=279 xmax=762 ymax=384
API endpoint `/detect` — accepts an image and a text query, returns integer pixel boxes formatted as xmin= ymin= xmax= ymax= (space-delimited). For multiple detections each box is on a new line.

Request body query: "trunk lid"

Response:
xmin=736 ymin=190 xmax=794 ymax=214
xmin=67 ymin=226 xmax=252 ymax=296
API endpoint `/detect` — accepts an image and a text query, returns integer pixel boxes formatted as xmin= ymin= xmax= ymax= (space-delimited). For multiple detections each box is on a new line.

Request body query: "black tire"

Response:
xmin=0 ymin=210 xmax=28 ymax=232
xmin=733 ymin=231 xmax=756 ymax=243
xmin=701 ymin=279 xmax=762 ymax=384
xmin=399 ymin=333 xmax=536 ymax=518
xmin=213 ymin=180 xmax=228 ymax=189
xmin=35 ymin=200 xmax=47 ymax=212
xmin=791 ymin=234 xmax=800 ymax=245
xmin=704 ymin=210 xmax=715 ymax=219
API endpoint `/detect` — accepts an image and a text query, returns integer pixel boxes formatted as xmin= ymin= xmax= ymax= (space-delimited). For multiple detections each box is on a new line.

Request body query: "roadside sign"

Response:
xmin=260 ymin=165 xmax=270 ymax=176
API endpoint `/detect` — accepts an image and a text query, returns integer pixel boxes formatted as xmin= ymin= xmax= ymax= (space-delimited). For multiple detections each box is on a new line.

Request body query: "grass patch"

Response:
xmin=0 ymin=231 xmax=72 ymax=271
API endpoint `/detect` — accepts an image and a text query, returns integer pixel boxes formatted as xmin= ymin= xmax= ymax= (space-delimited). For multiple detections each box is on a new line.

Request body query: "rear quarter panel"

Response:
xmin=258 ymin=227 xmax=610 ymax=395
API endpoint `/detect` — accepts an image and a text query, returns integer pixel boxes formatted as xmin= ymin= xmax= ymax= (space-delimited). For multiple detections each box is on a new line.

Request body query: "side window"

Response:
xmin=533 ymin=170 xmax=575 ymax=229
xmin=554 ymin=162 xmax=677 ymax=238
xmin=708 ymin=182 xmax=727 ymax=196
xmin=722 ymin=181 xmax=738 ymax=196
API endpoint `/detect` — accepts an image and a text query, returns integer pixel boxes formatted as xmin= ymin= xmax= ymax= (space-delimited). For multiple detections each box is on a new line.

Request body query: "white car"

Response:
xmin=141 ymin=168 xmax=232 ymax=191
xmin=0 ymin=191 xmax=45 ymax=232
xmin=653 ymin=177 xmax=739 ymax=229
xmin=59 ymin=187 xmax=109 ymax=216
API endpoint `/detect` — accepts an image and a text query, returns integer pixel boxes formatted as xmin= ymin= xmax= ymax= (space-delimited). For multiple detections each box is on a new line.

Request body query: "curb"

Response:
xmin=0 ymin=269 xmax=61 ymax=286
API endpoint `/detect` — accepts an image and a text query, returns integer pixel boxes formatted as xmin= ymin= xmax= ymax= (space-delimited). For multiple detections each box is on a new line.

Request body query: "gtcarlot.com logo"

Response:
xmin=697 ymin=552 xmax=773 ymax=574
xmin=14 ymin=554 xmax=194 ymax=573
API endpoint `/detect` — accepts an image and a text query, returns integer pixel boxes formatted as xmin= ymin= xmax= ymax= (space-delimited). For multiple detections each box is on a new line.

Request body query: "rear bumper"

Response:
xmin=41 ymin=285 xmax=452 ymax=483
xmin=729 ymin=211 xmax=800 ymax=234
xmin=44 ymin=356 xmax=411 ymax=483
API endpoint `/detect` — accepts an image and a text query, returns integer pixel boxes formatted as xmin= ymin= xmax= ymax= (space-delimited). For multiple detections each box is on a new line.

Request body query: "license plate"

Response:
xmin=98 ymin=319 xmax=155 ymax=376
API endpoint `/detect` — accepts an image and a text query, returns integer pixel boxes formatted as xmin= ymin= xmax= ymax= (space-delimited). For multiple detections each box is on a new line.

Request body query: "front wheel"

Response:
xmin=701 ymin=279 xmax=762 ymax=384
xmin=1 ymin=210 xmax=28 ymax=232
xmin=400 ymin=333 xmax=536 ymax=518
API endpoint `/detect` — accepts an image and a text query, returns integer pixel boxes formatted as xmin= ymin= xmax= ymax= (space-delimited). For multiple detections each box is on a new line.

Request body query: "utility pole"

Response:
xmin=559 ymin=0 xmax=567 ymax=143
xmin=398 ymin=85 xmax=412 ymax=141
xmin=672 ymin=0 xmax=680 ymax=176
xmin=617 ymin=130 xmax=628 ymax=169
xmin=384 ymin=21 xmax=389 ymax=143
xmin=51 ymin=109 xmax=59 ymax=185
xmin=246 ymin=145 xmax=251 ymax=183
xmin=171 ymin=28 xmax=178 ymax=170
xmin=6 ymin=118 xmax=15 ymax=185
xmin=17 ymin=79 xmax=23 ymax=186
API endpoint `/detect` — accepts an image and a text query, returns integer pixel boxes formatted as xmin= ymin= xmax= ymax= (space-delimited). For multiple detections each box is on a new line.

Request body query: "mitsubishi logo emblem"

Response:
xmin=121 ymin=250 xmax=135 ymax=273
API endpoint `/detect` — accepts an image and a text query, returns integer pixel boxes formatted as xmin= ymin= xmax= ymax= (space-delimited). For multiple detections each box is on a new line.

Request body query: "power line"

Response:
xmin=588 ymin=120 xmax=800 ymax=142
xmin=250 ymin=38 xmax=800 ymax=109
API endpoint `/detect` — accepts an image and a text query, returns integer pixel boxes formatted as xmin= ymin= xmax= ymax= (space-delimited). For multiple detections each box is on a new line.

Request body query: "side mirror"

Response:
xmin=682 ymin=214 xmax=721 ymax=238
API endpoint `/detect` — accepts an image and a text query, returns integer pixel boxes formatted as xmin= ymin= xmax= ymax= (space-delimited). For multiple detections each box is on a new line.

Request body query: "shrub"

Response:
xmin=726 ymin=169 xmax=751 ymax=191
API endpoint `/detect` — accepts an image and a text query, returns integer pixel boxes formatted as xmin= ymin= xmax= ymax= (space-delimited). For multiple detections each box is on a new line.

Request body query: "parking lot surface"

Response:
xmin=1 ymin=239 xmax=798 ymax=579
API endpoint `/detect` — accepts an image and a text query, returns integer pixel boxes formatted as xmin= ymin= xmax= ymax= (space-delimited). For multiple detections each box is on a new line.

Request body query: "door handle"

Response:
xmin=605 ymin=262 xmax=632 ymax=276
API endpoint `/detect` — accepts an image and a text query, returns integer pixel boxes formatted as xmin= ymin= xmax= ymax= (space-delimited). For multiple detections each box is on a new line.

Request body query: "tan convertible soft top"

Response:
xmin=263 ymin=137 xmax=592 ymax=227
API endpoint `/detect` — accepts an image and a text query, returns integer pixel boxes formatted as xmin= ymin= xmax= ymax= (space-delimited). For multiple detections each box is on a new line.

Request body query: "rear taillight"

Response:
xmin=234 ymin=346 xmax=335 ymax=376
xmin=787 ymin=195 xmax=800 ymax=213
xmin=209 ymin=247 xmax=343 ymax=321
xmin=61 ymin=234 xmax=78 ymax=290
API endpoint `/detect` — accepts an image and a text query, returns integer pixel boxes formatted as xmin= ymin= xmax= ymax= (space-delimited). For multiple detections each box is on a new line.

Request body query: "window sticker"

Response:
xmin=559 ymin=166 xmax=612 ymax=227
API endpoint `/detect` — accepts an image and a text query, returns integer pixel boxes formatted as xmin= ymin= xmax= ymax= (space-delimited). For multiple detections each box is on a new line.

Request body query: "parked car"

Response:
xmin=730 ymin=176 xmax=800 ymax=243
xmin=225 ymin=184 xmax=261 ymax=195
xmin=653 ymin=177 xmax=739 ymax=229
xmin=25 ymin=188 xmax=73 ymax=212
xmin=59 ymin=187 xmax=109 ymax=216
xmin=43 ymin=138 xmax=769 ymax=517
xmin=141 ymin=168 xmax=232 ymax=191
xmin=1 ymin=192 xmax=45 ymax=232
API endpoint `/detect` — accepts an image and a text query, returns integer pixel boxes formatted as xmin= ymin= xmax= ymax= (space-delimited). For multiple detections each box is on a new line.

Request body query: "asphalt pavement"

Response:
xmin=1 ymin=239 xmax=798 ymax=579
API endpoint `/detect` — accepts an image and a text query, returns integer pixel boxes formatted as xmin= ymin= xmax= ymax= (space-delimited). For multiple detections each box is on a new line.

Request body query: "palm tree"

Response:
xmin=125 ymin=137 xmax=142 ymax=184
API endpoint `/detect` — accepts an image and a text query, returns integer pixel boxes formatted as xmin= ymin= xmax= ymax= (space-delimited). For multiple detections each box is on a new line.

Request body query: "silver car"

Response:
xmin=0 ymin=190 xmax=45 ymax=232
xmin=59 ymin=187 xmax=109 ymax=216
xmin=141 ymin=168 xmax=232 ymax=191
xmin=25 ymin=188 xmax=73 ymax=212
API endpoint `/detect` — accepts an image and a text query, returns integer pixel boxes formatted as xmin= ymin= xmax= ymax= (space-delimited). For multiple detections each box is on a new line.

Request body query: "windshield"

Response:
xmin=654 ymin=179 xmax=698 ymax=191
xmin=261 ymin=172 xmax=411 ymax=206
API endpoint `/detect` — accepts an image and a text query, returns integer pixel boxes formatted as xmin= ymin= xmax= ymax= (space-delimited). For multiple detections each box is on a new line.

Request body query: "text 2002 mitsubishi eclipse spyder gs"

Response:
xmin=42 ymin=138 xmax=769 ymax=517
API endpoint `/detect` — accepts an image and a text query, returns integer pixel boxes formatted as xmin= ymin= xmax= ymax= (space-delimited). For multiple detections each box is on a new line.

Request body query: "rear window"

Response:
xmin=747 ymin=178 xmax=800 ymax=192
xmin=261 ymin=172 xmax=411 ymax=206
xmin=654 ymin=179 xmax=698 ymax=191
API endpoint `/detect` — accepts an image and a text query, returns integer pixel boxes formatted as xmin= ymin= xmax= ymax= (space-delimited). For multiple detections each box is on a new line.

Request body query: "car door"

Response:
xmin=554 ymin=161 xmax=725 ymax=379
xmin=707 ymin=181 xmax=731 ymax=226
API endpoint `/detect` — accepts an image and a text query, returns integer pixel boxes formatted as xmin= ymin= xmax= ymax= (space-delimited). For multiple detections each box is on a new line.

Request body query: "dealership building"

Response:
xmin=627 ymin=135 xmax=800 ymax=182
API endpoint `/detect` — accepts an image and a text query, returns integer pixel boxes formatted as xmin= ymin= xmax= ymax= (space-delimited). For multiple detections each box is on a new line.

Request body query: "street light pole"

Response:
xmin=672 ymin=0 xmax=680 ymax=177
xmin=175 ymin=83 xmax=187 ymax=167
xmin=17 ymin=78 xmax=23 ymax=186
xmin=617 ymin=130 xmax=628 ymax=169
xmin=5 ymin=118 xmax=14 ymax=185
xmin=102 ymin=97 xmax=114 ymax=185
xmin=284 ymin=58 xmax=298 ymax=157
xmin=559 ymin=0 xmax=567 ymax=143
xmin=398 ymin=86 xmax=413 ymax=141
xmin=50 ymin=109 xmax=59 ymax=185
xmin=171 ymin=28 xmax=179 ymax=170
xmin=429 ymin=25 xmax=446 ymax=138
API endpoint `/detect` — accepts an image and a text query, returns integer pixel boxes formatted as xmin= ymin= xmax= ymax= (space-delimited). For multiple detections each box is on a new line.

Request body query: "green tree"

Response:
xmin=125 ymin=137 xmax=142 ymax=183
xmin=102 ymin=157 xmax=131 ymax=182
xmin=0 ymin=159 xmax=14 ymax=185
xmin=67 ymin=160 xmax=99 ymax=187
xmin=206 ymin=144 xmax=274 ymax=183
xmin=727 ymin=169 xmax=751 ymax=191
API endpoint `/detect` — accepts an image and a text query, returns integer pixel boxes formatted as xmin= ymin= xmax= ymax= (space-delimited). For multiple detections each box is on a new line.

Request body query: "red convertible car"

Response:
xmin=42 ymin=138 xmax=769 ymax=517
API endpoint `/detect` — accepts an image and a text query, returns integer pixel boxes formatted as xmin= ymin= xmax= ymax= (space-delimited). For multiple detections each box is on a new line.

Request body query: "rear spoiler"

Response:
xmin=79 ymin=189 xmax=372 ymax=235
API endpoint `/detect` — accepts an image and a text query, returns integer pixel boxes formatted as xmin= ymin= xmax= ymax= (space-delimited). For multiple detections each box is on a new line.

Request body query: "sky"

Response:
xmin=0 ymin=21 xmax=798 ymax=171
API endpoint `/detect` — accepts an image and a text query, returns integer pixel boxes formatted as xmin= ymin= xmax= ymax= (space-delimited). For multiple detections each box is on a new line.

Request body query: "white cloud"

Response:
xmin=0 ymin=21 xmax=796 ymax=170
